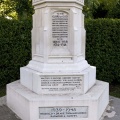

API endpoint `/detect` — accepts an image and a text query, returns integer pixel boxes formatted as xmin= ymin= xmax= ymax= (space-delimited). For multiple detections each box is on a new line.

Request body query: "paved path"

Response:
xmin=101 ymin=96 xmax=120 ymax=120
xmin=0 ymin=97 xmax=21 ymax=120
xmin=0 ymin=96 xmax=120 ymax=120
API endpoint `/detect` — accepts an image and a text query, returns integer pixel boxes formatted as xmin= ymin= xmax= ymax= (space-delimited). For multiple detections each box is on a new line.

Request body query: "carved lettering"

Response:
xmin=52 ymin=12 xmax=68 ymax=46
xmin=41 ymin=76 xmax=83 ymax=92
xmin=39 ymin=106 xmax=88 ymax=119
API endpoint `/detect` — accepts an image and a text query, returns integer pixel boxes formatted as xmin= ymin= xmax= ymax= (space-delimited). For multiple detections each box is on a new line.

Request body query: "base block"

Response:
xmin=7 ymin=80 xmax=109 ymax=120
xmin=20 ymin=65 xmax=96 ymax=95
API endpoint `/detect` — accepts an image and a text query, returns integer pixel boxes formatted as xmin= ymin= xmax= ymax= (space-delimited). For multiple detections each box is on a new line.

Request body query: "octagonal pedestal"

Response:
xmin=7 ymin=80 xmax=109 ymax=120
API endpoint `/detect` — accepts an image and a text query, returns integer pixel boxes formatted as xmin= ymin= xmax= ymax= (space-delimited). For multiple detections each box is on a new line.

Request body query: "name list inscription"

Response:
xmin=41 ymin=76 xmax=83 ymax=92
xmin=39 ymin=106 xmax=88 ymax=119
xmin=52 ymin=11 xmax=68 ymax=46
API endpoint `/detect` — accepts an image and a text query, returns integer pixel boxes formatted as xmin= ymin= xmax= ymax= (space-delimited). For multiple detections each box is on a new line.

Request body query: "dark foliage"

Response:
xmin=0 ymin=17 xmax=32 ymax=86
xmin=93 ymin=3 xmax=108 ymax=19
xmin=85 ymin=19 xmax=120 ymax=83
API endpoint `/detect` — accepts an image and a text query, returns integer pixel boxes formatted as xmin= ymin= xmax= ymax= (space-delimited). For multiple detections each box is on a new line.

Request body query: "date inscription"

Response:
xmin=39 ymin=106 xmax=88 ymax=119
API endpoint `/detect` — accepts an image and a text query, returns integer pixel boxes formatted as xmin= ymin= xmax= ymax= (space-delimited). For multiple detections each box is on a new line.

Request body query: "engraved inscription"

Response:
xmin=52 ymin=11 xmax=68 ymax=46
xmin=41 ymin=76 xmax=83 ymax=92
xmin=39 ymin=106 xmax=88 ymax=119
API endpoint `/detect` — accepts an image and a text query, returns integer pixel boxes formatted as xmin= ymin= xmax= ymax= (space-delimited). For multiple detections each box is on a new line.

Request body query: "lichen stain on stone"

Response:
xmin=101 ymin=101 xmax=116 ymax=120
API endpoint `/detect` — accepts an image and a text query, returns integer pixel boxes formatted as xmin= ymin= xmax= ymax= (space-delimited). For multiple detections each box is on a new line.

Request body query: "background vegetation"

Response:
xmin=84 ymin=0 xmax=120 ymax=19
xmin=0 ymin=0 xmax=33 ymax=19
xmin=86 ymin=19 xmax=120 ymax=83
xmin=0 ymin=18 xmax=31 ymax=86
xmin=0 ymin=0 xmax=120 ymax=19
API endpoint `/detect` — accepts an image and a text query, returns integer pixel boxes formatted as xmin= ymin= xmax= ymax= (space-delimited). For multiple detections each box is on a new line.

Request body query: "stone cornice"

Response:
xmin=32 ymin=0 xmax=84 ymax=6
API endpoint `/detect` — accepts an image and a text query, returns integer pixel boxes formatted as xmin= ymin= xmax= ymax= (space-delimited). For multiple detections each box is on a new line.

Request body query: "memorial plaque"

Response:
xmin=41 ymin=76 xmax=83 ymax=92
xmin=39 ymin=106 xmax=88 ymax=119
xmin=52 ymin=11 xmax=68 ymax=47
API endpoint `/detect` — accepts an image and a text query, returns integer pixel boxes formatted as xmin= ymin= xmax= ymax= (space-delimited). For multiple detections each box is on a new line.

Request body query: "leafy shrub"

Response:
xmin=85 ymin=19 xmax=120 ymax=83
xmin=0 ymin=17 xmax=32 ymax=86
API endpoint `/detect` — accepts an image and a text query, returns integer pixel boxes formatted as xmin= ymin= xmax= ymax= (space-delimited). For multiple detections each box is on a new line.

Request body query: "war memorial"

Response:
xmin=7 ymin=0 xmax=109 ymax=120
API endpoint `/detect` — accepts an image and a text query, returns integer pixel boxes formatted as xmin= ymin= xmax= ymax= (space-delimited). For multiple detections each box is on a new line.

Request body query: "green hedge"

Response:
xmin=0 ymin=18 xmax=120 ymax=86
xmin=85 ymin=19 xmax=120 ymax=83
xmin=0 ymin=17 xmax=32 ymax=86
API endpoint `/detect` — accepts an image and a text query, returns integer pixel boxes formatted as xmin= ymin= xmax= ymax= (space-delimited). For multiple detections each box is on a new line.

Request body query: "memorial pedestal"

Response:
xmin=20 ymin=65 xmax=96 ymax=95
xmin=7 ymin=80 xmax=109 ymax=120
xmin=20 ymin=0 xmax=96 ymax=96
xmin=7 ymin=0 xmax=109 ymax=120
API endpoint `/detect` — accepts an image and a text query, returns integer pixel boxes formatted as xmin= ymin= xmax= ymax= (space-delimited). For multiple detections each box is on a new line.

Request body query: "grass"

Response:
xmin=0 ymin=83 xmax=120 ymax=98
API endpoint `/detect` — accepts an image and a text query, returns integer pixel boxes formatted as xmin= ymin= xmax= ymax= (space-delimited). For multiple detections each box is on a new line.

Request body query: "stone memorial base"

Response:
xmin=20 ymin=65 xmax=96 ymax=95
xmin=7 ymin=80 xmax=109 ymax=120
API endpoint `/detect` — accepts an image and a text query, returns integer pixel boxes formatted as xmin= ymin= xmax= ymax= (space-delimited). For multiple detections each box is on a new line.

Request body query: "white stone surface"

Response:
xmin=20 ymin=0 xmax=96 ymax=95
xmin=7 ymin=80 xmax=109 ymax=120
xmin=7 ymin=1 xmax=109 ymax=120
xmin=20 ymin=66 xmax=96 ymax=95
xmin=32 ymin=0 xmax=84 ymax=6
xmin=31 ymin=1 xmax=85 ymax=63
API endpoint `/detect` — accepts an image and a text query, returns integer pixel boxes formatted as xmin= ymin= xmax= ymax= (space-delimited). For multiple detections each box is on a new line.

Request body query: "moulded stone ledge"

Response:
xmin=32 ymin=0 xmax=84 ymax=6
